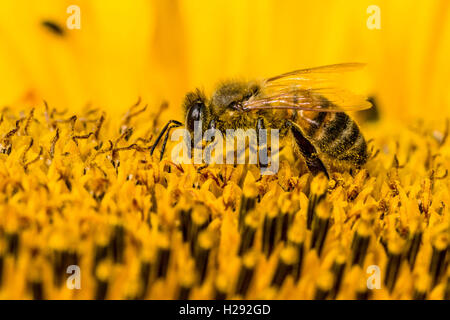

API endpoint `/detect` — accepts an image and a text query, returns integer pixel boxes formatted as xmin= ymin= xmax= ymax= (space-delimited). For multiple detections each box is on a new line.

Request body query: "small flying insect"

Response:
xmin=150 ymin=63 xmax=372 ymax=177
xmin=42 ymin=20 xmax=65 ymax=36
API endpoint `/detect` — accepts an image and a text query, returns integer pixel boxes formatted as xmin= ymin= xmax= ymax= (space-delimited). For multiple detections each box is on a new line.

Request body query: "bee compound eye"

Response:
xmin=186 ymin=101 xmax=204 ymax=134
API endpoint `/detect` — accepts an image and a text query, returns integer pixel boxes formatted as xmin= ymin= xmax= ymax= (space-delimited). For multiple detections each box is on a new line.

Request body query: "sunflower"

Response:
xmin=0 ymin=0 xmax=449 ymax=300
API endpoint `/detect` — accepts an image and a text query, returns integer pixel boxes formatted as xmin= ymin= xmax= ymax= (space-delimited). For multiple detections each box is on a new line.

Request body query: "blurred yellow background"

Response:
xmin=0 ymin=0 xmax=449 ymax=122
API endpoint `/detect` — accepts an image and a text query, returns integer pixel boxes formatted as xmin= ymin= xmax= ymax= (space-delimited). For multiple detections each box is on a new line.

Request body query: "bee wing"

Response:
xmin=242 ymin=63 xmax=372 ymax=112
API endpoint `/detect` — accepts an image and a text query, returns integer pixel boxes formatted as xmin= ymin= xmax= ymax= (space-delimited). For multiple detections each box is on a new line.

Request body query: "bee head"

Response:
xmin=183 ymin=89 xmax=209 ymax=136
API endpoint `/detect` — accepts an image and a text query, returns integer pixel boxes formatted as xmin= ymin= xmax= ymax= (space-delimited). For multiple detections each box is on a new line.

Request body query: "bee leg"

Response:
xmin=256 ymin=118 xmax=268 ymax=169
xmin=158 ymin=128 xmax=173 ymax=161
xmin=196 ymin=164 xmax=209 ymax=172
xmin=287 ymin=121 xmax=329 ymax=178
xmin=150 ymin=120 xmax=183 ymax=160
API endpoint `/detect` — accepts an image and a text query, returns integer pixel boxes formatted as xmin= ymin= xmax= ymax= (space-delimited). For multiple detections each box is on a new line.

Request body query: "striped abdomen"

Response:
xmin=295 ymin=111 xmax=368 ymax=166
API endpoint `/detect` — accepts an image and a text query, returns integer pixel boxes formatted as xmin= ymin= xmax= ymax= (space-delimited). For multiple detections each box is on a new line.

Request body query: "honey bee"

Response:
xmin=151 ymin=63 xmax=372 ymax=177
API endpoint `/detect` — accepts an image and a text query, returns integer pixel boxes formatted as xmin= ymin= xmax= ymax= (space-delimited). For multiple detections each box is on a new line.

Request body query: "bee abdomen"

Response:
xmin=314 ymin=113 xmax=368 ymax=166
xmin=314 ymin=112 xmax=349 ymax=148
xmin=336 ymin=135 xmax=368 ymax=166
